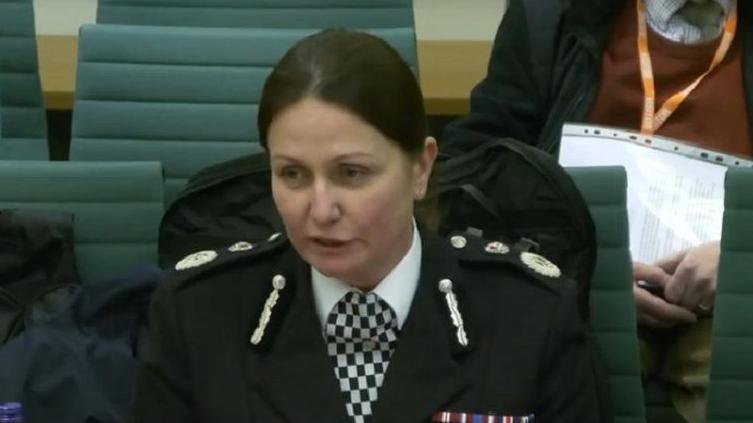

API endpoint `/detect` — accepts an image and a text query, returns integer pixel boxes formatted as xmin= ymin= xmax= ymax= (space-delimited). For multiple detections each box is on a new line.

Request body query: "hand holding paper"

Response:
xmin=658 ymin=241 xmax=720 ymax=314
xmin=633 ymin=261 xmax=697 ymax=328
xmin=558 ymin=124 xmax=739 ymax=327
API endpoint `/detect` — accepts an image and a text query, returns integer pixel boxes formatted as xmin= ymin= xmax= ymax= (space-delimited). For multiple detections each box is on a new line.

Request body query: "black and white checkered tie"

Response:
xmin=325 ymin=291 xmax=400 ymax=423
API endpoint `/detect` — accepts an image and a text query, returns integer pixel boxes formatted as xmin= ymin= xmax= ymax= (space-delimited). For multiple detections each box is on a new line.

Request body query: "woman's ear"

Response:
xmin=413 ymin=136 xmax=438 ymax=200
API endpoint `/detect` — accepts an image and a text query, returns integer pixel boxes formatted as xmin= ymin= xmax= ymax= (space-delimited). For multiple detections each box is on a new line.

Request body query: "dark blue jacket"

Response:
xmin=0 ymin=265 xmax=162 ymax=423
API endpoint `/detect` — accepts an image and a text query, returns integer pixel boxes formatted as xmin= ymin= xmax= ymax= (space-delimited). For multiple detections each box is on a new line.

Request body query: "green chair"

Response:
xmin=567 ymin=166 xmax=647 ymax=423
xmin=0 ymin=0 xmax=48 ymax=159
xmin=0 ymin=161 xmax=164 ymax=283
xmin=0 ymin=85 xmax=3 ymax=140
xmin=70 ymin=24 xmax=417 ymax=205
xmin=706 ymin=167 xmax=753 ymax=422
xmin=97 ymin=0 xmax=414 ymax=29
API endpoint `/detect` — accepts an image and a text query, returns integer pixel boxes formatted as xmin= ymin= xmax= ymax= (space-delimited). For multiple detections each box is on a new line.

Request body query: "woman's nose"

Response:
xmin=309 ymin=183 xmax=341 ymax=225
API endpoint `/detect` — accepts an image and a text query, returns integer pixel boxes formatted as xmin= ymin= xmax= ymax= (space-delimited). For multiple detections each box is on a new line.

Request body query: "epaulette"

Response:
xmin=445 ymin=231 xmax=562 ymax=290
xmin=167 ymin=231 xmax=288 ymax=289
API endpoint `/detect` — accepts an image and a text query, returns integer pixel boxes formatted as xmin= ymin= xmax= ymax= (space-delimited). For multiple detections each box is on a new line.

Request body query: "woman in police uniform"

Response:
xmin=129 ymin=29 xmax=604 ymax=423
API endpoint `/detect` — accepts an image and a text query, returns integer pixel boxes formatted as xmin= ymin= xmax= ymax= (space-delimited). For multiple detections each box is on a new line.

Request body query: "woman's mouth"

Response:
xmin=312 ymin=237 xmax=349 ymax=249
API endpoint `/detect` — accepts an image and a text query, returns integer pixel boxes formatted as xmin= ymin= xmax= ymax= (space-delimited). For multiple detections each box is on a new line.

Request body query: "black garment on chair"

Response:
xmin=159 ymin=153 xmax=283 ymax=268
xmin=0 ymin=209 xmax=81 ymax=344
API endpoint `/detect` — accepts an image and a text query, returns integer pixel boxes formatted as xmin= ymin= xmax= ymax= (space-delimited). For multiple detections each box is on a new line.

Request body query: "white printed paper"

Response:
xmin=558 ymin=124 xmax=733 ymax=263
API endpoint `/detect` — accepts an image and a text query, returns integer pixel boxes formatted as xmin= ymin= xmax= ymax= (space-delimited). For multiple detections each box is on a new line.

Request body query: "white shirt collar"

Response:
xmin=646 ymin=0 xmax=733 ymax=44
xmin=311 ymin=222 xmax=422 ymax=330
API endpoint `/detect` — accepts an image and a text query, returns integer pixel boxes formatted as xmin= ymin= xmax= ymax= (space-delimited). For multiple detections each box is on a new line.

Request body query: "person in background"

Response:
xmin=443 ymin=0 xmax=747 ymax=420
xmin=128 ymin=29 xmax=604 ymax=423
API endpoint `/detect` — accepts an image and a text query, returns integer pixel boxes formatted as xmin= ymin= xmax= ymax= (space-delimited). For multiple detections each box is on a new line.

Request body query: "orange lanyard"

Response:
xmin=636 ymin=0 xmax=738 ymax=135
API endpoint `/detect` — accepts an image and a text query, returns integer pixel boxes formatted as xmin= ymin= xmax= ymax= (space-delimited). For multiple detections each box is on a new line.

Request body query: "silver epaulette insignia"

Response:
xmin=175 ymin=250 xmax=218 ymax=271
xmin=438 ymin=278 xmax=469 ymax=347
xmin=484 ymin=241 xmax=510 ymax=255
xmin=250 ymin=274 xmax=287 ymax=345
xmin=520 ymin=252 xmax=561 ymax=278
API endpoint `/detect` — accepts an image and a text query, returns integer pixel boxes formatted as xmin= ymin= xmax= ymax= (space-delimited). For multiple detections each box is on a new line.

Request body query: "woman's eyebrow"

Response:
xmin=270 ymin=154 xmax=302 ymax=163
xmin=334 ymin=152 xmax=374 ymax=160
xmin=271 ymin=152 xmax=375 ymax=163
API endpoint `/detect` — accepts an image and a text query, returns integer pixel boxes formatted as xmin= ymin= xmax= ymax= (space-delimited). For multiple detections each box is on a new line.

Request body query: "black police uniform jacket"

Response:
xmin=129 ymin=232 xmax=603 ymax=422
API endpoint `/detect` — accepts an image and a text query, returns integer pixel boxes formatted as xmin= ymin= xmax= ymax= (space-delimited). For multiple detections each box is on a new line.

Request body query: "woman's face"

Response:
xmin=268 ymin=98 xmax=436 ymax=288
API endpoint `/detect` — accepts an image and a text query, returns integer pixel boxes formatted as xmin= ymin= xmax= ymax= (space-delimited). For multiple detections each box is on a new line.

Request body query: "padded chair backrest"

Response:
xmin=70 ymin=24 xmax=417 ymax=205
xmin=0 ymin=0 xmax=48 ymax=159
xmin=706 ymin=168 xmax=753 ymax=422
xmin=567 ymin=166 xmax=647 ymax=423
xmin=0 ymin=161 xmax=164 ymax=283
xmin=0 ymin=84 xmax=3 ymax=139
xmin=97 ymin=0 xmax=414 ymax=29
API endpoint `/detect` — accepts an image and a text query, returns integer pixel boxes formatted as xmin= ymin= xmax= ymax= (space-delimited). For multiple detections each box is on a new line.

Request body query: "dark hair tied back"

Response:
xmin=258 ymin=29 xmax=427 ymax=157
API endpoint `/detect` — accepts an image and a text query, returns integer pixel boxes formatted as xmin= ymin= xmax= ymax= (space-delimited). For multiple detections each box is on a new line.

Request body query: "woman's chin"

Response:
xmin=312 ymin=263 xmax=353 ymax=280
xmin=309 ymin=258 xmax=366 ymax=286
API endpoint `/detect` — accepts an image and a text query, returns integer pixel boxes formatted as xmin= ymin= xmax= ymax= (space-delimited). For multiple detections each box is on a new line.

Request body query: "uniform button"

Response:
xmin=228 ymin=241 xmax=254 ymax=252
xmin=272 ymin=274 xmax=286 ymax=290
xmin=450 ymin=235 xmax=467 ymax=249
xmin=363 ymin=340 xmax=377 ymax=351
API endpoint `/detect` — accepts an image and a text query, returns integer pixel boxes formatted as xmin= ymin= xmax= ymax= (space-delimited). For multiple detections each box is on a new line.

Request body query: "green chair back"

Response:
xmin=567 ymin=166 xmax=647 ymax=423
xmin=0 ymin=0 xmax=48 ymax=159
xmin=70 ymin=24 xmax=416 ymax=206
xmin=0 ymin=161 xmax=164 ymax=283
xmin=706 ymin=167 xmax=753 ymax=422
xmin=97 ymin=0 xmax=414 ymax=29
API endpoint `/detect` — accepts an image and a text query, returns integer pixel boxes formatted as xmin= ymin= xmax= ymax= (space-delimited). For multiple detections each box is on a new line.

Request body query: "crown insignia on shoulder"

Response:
xmin=484 ymin=241 xmax=510 ymax=255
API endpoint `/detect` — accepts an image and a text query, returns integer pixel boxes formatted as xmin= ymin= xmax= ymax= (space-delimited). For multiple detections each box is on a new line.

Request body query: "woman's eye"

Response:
xmin=340 ymin=165 xmax=369 ymax=181
xmin=278 ymin=167 xmax=308 ymax=187
xmin=281 ymin=168 xmax=301 ymax=179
